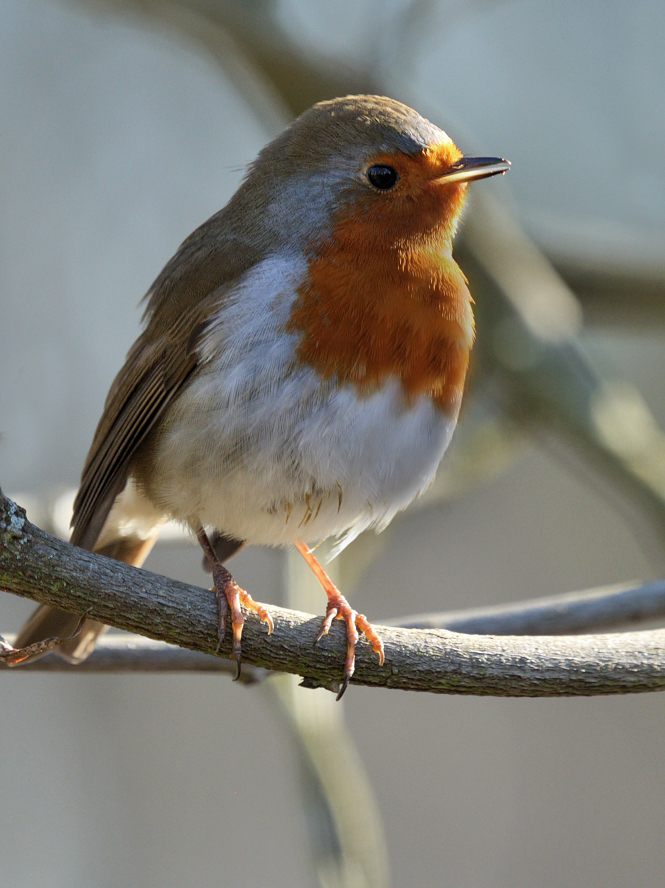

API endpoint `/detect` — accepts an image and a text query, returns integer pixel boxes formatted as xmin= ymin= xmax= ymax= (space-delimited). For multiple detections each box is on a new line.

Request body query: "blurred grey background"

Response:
xmin=1 ymin=1 xmax=664 ymax=886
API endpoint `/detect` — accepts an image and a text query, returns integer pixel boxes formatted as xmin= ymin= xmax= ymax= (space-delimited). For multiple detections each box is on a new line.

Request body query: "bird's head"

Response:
xmin=232 ymin=95 xmax=509 ymax=256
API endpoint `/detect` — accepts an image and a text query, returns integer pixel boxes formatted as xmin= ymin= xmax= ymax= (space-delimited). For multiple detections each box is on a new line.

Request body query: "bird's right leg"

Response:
xmin=196 ymin=527 xmax=273 ymax=678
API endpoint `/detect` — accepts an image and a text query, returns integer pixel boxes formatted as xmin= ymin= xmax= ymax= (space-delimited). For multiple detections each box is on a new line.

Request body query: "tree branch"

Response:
xmin=7 ymin=577 xmax=664 ymax=676
xmin=2 ymin=490 xmax=665 ymax=695
xmin=396 ymin=580 xmax=665 ymax=635
xmin=0 ymin=631 xmax=268 ymax=679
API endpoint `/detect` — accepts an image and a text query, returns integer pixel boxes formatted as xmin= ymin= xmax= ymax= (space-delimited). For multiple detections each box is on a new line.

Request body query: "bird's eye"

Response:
xmin=366 ymin=165 xmax=398 ymax=190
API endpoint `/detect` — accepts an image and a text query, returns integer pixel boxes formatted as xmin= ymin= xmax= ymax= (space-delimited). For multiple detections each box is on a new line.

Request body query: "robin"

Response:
xmin=16 ymin=95 xmax=509 ymax=696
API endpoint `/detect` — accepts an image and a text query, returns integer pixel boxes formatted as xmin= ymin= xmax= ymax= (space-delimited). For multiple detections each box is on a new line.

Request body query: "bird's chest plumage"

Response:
xmin=144 ymin=248 xmax=471 ymax=550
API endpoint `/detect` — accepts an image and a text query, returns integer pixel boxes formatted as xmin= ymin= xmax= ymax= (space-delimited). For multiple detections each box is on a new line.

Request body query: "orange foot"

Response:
xmin=295 ymin=541 xmax=384 ymax=699
xmin=197 ymin=527 xmax=273 ymax=678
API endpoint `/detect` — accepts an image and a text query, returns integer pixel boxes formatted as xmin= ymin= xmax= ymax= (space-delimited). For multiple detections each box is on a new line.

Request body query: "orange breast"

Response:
xmin=286 ymin=178 xmax=475 ymax=412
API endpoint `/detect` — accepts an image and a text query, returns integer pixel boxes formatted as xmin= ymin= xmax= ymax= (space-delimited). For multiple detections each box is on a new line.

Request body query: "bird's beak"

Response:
xmin=433 ymin=156 xmax=510 ymax=185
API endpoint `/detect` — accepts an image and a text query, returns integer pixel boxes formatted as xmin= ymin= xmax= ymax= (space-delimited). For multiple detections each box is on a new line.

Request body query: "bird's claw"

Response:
xmin=314 ymin=592 xmax=385 ymax=699
xmin=210 ymin=561 xmax=273 ymax=675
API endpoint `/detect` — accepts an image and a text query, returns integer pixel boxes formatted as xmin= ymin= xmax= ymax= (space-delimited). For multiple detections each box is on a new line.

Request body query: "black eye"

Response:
xmin=366 ymin=165 xmax=398 ymax=190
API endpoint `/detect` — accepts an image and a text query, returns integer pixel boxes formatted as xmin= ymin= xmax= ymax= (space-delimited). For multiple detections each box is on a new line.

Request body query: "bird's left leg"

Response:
xmin=196 ymin=527 xmax=273 ymax=677
xmin=294 ymin=540 xmax=384 ymax=699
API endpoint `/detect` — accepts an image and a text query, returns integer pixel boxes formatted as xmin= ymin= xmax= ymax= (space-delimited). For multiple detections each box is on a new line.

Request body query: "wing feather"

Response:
xmin=70 ymin=232 xmax=262 ymax=551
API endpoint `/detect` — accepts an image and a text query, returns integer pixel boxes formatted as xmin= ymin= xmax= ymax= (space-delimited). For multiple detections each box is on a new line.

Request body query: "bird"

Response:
xmin=15 ymin=95 xmax=509 ymax=697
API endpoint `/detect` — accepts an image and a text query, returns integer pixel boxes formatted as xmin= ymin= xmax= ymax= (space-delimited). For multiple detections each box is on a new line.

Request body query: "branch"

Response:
xmin=2 ymin=490 xmax=665 ymax=695
xmin=8 ymin=576 xmax=664 ymax=674
xmin=396 ymin=580 xmax=665 ymax=635
xmin=0 ymin=631 xmax=268 ymax=679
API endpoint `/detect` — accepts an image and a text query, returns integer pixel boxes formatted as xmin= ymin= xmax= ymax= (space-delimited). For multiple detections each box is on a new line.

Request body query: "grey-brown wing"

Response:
xmin=70 ymin=232 xmax=263 ymax=552
xmin=70 ymin=332 xmax=198 ymax=550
